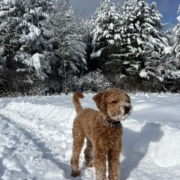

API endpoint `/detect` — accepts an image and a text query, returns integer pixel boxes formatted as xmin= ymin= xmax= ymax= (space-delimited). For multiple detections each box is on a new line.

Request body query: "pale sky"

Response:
xmin=68 ymin=0 xmax=179 ymax=27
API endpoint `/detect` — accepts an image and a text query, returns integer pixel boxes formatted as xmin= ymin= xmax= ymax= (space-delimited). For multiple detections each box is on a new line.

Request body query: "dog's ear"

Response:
xmin=93 ymin=92 xmax=107 ymax=114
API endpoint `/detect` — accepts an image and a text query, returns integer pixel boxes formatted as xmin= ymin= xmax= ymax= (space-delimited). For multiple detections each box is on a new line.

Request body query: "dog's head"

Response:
xmin=93 ymin=88 xmax=132 ymax=121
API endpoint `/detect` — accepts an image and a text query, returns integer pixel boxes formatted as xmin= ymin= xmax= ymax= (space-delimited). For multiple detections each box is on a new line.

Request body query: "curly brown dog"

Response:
xmin=70 ymin=88 xmax=132 ymax=180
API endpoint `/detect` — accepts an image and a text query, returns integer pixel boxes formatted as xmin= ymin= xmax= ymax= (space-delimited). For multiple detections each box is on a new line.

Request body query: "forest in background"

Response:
xmin=0 ymin=0 xmax=180 ymax=96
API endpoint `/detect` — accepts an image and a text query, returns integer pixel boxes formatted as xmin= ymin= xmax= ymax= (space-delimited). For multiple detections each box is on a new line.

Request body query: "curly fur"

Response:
xmin=70 ymin=88 xmax=132 ymax=180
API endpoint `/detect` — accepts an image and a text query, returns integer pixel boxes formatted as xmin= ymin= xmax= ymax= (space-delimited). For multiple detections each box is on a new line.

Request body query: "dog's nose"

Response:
xmin=124 ymin=106 xmax=130 ymax=115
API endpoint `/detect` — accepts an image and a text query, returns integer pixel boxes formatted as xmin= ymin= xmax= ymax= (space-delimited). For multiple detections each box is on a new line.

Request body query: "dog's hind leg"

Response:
xmin=84 ymin=139 xmax=93 ymax=167
xmin=70 ymin=122 xmax=84 ymax=177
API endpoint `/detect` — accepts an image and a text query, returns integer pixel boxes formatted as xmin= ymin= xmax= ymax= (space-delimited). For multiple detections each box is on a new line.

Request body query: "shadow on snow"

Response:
xmin=121 ymin=122 xmax=164 ymax=180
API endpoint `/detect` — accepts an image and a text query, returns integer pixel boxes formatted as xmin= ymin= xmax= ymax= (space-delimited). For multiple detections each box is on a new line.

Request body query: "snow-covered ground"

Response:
xmin=0 ymin=93 xmax=180 ymax=180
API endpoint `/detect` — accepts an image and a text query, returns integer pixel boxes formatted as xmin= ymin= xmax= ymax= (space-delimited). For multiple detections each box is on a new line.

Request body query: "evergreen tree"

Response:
xmin=161 ymin=24 xmax=180 ymax=85
xmin=90 ymin=0 xmax=123 ymax=81
xmin=120 ymin=0 xmax=169 ymax=81
xmin=83 ymin=16 xmax=95 ymax=71
xmin=42 ymin=1 xmax=87 ymax=91
xmin=0 ymin=0 xmax=54 ymax=94
xmin=174 ymin=4 xmax=180 ymax=69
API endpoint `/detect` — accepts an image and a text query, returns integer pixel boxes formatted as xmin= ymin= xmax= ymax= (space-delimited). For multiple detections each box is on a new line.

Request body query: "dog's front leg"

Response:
xmin=94 ymin=149 xmax=107 ymax=180
xmin=108 ymin=150 xmax=120 ymax=180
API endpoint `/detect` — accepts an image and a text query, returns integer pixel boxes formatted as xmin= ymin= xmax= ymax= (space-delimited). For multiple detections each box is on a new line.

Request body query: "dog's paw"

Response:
xmin=71 ymin=169 xmax=81 ymax=177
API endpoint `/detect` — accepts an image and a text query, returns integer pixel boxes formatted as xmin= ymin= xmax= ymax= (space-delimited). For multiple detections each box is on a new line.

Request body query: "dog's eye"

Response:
xmin=111 ymin=100 xmax=117 ymax=104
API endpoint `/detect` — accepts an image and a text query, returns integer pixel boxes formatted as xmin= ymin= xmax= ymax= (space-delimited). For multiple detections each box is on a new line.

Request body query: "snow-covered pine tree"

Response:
xmin=82 ymin=16 xmax=96 ymax=71
xmin=174 ymin=4 xmax=180 ymax=69
xmin=160 ymin=23 xmax=180 ymax=88
xmin=0 ymin=0 xmax=54 ymax=94
xmin=90 ymin=0 xmax=123 ymax=80
xmin=162 ymin=4 xmax=180 ymax=92
xmin=150 ymin=6 xmax=180 ymax=92
xmin=42 ymin=0 xmax=86 ymax=91
xmin=120 ymin=0 xmax=169 ymax=81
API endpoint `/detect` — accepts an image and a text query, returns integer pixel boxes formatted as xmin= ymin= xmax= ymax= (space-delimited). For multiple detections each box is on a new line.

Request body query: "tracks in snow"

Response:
xmin=0 ymin=102 xmax=77 ymax=179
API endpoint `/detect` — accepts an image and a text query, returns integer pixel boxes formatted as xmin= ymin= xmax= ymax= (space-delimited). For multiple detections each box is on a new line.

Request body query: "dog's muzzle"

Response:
xmin=119 ymin=103 xmax=132 ymax=120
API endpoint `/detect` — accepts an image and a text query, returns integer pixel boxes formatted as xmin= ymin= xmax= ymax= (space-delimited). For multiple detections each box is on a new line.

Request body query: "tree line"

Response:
xmin=0 ymin=0 xmax=180 ymax=96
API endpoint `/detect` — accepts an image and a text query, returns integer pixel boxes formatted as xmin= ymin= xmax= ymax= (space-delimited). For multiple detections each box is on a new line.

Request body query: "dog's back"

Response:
xmin=72 ymin=92 xmax=99 ymax=140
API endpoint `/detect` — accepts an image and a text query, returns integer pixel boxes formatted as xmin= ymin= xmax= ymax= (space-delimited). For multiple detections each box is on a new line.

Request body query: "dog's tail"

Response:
xmin=73 ymin=92 xmax=84 ymax=113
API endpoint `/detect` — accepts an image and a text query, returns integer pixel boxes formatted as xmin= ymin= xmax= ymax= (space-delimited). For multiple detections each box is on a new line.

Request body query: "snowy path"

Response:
xmin=0 ymin=93 xmax=180 ymax=179
xmin=0 ymin=95 xmax=95 ymax=180
xmin=0 ymin=115 xmax=65 ymax=180
xmin=0 ymin=102 xmax=74 ymax=179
